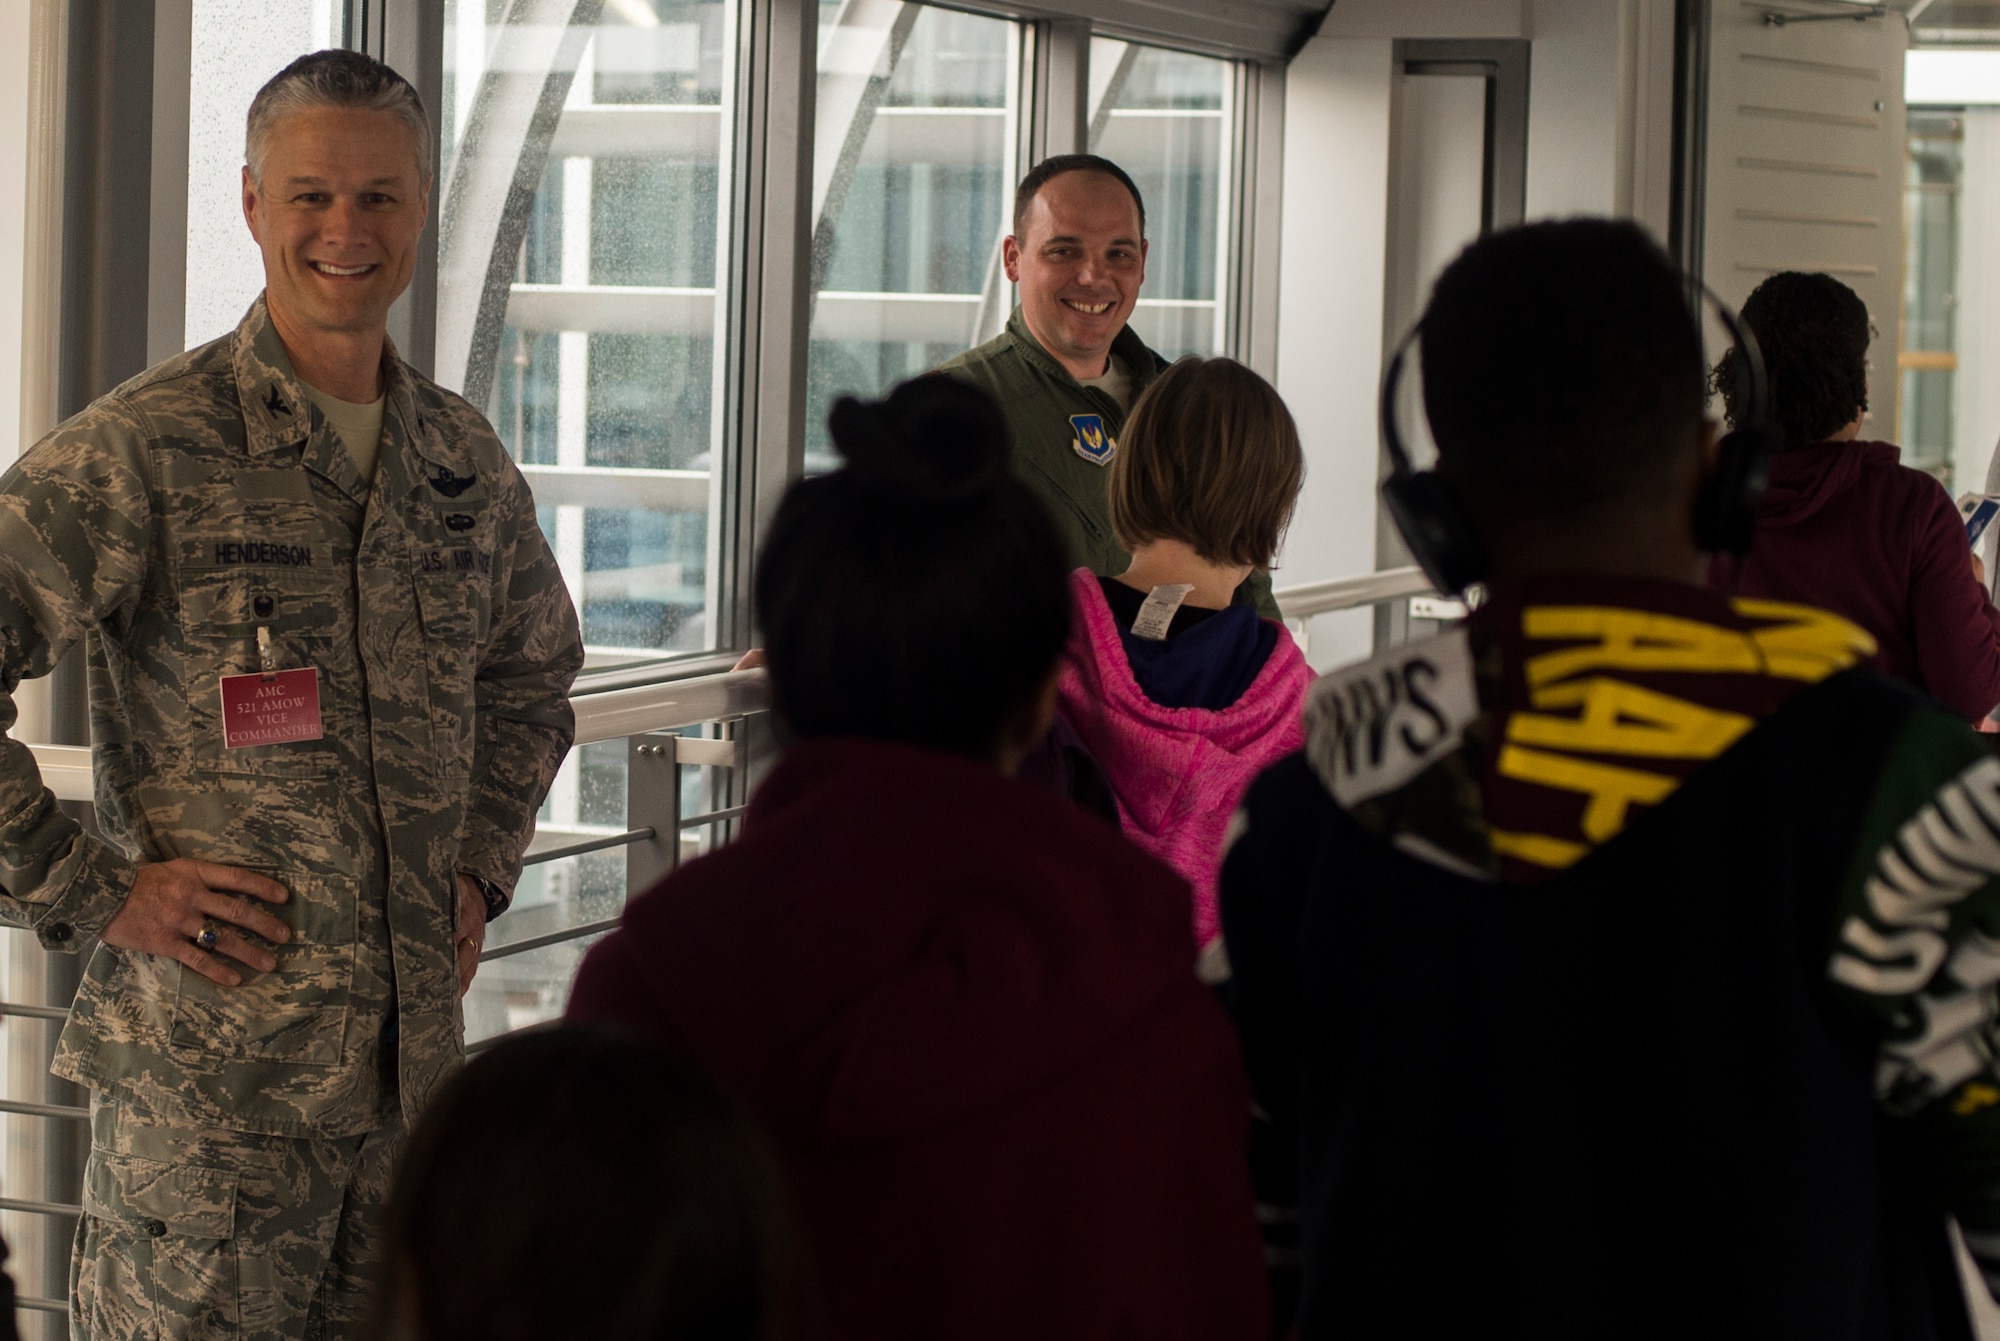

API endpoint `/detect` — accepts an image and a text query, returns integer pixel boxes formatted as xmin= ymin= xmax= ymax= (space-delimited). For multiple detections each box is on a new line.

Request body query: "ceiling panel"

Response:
xmin=1900 ymin=0 xmax=2000 ymax=41
xmin=1007 ymin=0 xmax=1334 ymax=62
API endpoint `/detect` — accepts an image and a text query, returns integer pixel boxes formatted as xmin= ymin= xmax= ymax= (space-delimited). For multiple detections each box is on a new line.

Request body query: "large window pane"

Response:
xmin=441 ymin=0 xmax=738 ymax=1048
xmin=185 ymin=1 xmax=343 ymax=348
xmin=807 ymin=3 xmax=1021 ymax=468
xmin=438 ymin=0 xmax=735 ymax=669
xmin=1089 ymin=41 xmax=1235 ymax=360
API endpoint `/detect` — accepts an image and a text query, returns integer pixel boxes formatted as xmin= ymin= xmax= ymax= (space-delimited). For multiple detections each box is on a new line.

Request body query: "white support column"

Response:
xmin=8 ymin=0 xmax=59 ymax=751
xmin=554 ymin=147 xmax=593 ymax=639
xmin=1958 ymin=108 xmax=2000 ymax=501
xmin=1273 ymin=36 xmax=1394 ymax=671
xmin=1212 ymin=60 xmax=1236 ymax=357
xmin=703 ymin=0 xmax=739 ymax=650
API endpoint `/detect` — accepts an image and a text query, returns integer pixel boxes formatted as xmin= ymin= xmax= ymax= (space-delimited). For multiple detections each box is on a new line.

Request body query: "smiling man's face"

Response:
xmin=1003 ymin=170 xmax=1147 ymax=382
xmin=243 ymin=104 xmax=430 ymax=355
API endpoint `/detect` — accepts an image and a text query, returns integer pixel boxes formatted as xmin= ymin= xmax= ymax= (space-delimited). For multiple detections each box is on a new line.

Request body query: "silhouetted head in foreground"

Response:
xmin=370 ymin=1025 xmax=785 ymax=1341
xmin=756 ymin=377 xmax=1071 ymax=770
xmin=1715 ymin=270 xmax=1870 ymax=450
xmin=1420 ymin=218 xmax=1713 ymax=583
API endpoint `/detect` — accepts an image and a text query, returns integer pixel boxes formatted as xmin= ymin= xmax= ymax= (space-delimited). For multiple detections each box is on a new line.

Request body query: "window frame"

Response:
xmin=127 ymin=0 xmax=1272 ymax=696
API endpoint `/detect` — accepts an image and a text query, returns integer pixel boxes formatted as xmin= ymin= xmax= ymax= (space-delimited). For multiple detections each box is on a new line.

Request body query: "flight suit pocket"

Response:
xmin=180 ymin=565 xmax=343 ymax=779
xmin=78 ymin=1152 xmax=240 ymax=1335
xmin=1019 ymin=451 xmax=1111 ymax=547
xmin=169 ymin=870 xmax=355 ymax=1065
xmin=413 ymin=566 xmax=489 ymax=778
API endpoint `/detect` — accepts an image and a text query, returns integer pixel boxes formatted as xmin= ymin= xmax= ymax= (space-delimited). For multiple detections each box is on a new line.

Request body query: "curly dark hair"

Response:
xmin=1713 ymin=272 xmax=1870 ymax=450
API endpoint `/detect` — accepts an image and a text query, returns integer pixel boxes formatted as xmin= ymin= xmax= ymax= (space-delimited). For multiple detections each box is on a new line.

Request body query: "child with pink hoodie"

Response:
xmin=1058 ymin=356 xmax=1312 ymax=957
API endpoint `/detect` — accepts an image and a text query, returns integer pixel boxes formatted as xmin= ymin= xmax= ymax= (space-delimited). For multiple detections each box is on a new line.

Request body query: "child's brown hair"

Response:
xmin=1108 ymin=356 xmax=1305 ymax=568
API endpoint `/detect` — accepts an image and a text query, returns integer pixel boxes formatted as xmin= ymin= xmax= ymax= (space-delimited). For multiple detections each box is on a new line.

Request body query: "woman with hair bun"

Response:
xmin=567 ymin=376 xmax=1267 ymax=1341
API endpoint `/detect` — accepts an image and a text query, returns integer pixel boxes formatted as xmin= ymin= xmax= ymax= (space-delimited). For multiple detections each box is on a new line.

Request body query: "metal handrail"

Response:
xmin=466 ymin=1021 xmax=556 ymax=1056
xmin=569 ymin=668 xmax=771 ymax=747
xmin=1273 ymin=566 xmax=1434 ymax=620
xmin=480 ymin=916 xmax=624 ymax=964
xmin=17 ymin=565 xmax=1431 ymax=801
xmin=0 ymin=1196 xmax=79 ymax=1217
xmin=25 ymin=742 xmax=91 ymax=804
xmin=0 ymin=1099 xmax=87 ymax=1121
xmin=520 ymin=828 xmax=655 ymax=867
xmin=0 ymin=1002 xmax=70 ymax=1023
xmin=18 ymin=1294 xmax=67 ymax=1314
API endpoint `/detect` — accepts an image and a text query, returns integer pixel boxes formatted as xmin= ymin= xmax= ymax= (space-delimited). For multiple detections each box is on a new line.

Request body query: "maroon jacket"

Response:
xmin=567 ymin=737 xmax=1268 ymax=1341
xmin=1709 ymin=439 xmax=2000 ymax=720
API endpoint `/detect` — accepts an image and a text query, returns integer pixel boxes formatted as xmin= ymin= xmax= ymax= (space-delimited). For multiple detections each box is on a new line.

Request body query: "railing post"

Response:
xmin=626 ymin=733 xmax=682 ymax=898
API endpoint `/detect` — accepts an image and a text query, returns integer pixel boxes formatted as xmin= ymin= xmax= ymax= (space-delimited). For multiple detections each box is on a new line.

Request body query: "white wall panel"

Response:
xmin=1524 ymin=0 xmax=1620 ymax=219
xmin=1273 ymin=35 xmax=1394 ymax=670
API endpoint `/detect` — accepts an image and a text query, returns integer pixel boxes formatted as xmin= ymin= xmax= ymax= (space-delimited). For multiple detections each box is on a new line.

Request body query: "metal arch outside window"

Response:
xmin=434 ymin=0 xmax=608 ymax=409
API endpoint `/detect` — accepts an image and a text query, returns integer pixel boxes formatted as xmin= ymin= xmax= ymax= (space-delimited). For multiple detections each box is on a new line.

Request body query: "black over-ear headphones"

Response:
xmin=1379 ymin=285 xmax=1776 ymax=598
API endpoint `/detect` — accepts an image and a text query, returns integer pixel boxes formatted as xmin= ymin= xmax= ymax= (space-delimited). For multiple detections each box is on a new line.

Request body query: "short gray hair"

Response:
xmin=246 ymin=49 xmax=433 ymax=186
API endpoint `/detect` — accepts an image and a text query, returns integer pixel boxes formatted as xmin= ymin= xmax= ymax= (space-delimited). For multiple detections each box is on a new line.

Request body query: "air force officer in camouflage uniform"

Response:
xmin=0 ymin=51 xmax=583 ymax=1337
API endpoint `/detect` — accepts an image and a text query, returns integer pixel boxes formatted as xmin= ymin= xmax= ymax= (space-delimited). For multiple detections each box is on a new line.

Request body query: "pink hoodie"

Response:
xmin=1057 ymin=569 xmax=1313 ymax=948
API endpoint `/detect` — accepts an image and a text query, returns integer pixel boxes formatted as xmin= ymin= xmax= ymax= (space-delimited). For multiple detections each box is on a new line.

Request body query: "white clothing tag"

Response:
xmin=1130 ymin=584 xmax=1194 ymax=641
xmin=1303 ymin=628 xmax=1480 ymax=808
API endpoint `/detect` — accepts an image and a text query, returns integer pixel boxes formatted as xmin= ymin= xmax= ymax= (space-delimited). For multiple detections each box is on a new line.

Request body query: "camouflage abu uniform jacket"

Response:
xmin=0 ymin=298 xmax=583 ymax=1139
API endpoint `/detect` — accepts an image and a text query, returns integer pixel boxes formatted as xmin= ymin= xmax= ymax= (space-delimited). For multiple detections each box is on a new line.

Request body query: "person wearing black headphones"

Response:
xmin=1221 ymin=219 xmax=2000 ymax=1340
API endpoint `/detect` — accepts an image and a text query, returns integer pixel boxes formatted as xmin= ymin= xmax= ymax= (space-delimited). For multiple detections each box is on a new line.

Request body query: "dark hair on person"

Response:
xmin=1013 ymin=154 xmax=1147 ymax=237
xmin=369 ymin=1025 xmax=786 ymax=1341
xmin=1110 ymin=356 xmax=1305 ymax=568
xmin=756 ymin=377 xmax=1071 ymax=762
xmin=1419 ymin=218 xmax=1705 ymax=523
xmin=1712 ymin=270 xmax=1870 ymax=450
xmin=248 ymin=49 xmax=433 ymax=184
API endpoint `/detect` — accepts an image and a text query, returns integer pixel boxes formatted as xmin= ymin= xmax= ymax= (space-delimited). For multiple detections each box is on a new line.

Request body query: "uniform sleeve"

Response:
xmin=1824 ymin=707 xmax=2000 ymax=1300
xmin=0 ymin=402 xmax=156 ymax=946
xmin=1905 ymin=476 xmax=2000 ymax=722
xmin=1218 ymin=754 xmax=1325 ymax=1337
xmin=453 ymin=457 xmax=583 ymax=913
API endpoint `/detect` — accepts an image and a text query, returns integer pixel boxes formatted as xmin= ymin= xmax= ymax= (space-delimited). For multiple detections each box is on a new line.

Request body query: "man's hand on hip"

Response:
xmin=101 ymin=861 xmax=290 ymax=987
xmin=455 ymin=875 xmax=488 ymax=998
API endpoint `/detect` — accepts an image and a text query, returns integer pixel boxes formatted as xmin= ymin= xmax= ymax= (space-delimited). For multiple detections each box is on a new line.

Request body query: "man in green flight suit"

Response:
xmin=0 ymin=52 xmax=582 ymax=1338
xmin=937 ymin=154 xmax=1279 ymax=618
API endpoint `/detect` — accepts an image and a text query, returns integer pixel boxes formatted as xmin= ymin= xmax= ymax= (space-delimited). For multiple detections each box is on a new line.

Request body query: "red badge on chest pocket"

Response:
xmin=220 ymin=668 xmax=324 ymax=748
